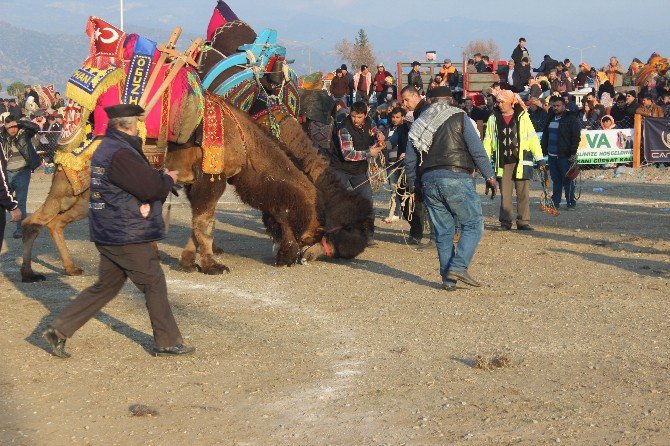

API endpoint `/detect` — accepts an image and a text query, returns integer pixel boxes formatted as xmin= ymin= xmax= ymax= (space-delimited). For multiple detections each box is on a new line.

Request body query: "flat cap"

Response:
xmin=104 ymin=104 xmax=145 ymax=119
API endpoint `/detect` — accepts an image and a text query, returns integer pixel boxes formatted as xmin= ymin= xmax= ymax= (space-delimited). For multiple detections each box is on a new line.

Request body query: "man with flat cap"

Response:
xmin=42 ymin=104 xmax=195 ymax=358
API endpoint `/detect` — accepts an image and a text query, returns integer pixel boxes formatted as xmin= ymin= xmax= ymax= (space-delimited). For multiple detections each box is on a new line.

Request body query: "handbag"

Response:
xmin=565 ymin=161 xmax=580 ymax=180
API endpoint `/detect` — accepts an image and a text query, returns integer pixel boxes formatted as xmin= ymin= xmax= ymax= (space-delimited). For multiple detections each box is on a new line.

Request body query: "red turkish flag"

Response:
xmin=84 ymin=16 xmax=126 ymax=69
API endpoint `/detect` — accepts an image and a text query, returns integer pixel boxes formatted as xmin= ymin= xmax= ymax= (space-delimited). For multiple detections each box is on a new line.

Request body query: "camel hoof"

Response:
xmin=21 ymin=273 xmax=47 ymax=283
xmin=179 ymin=262 xmax=199 ymax=273
xmin=276 ymin=244 xmax=300 ymax=267
xmin=212 ymin=245 xmax=225 ymax=255
xmin=65 ymin=267 xmax=84 ymax=276
xmin=201 ymin=262 xmax=230 ymax=275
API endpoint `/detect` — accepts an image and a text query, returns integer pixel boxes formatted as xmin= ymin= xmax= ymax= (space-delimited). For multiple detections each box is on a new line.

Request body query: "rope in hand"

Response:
xmin=368 ymin=151 xmax=389 ymax=192
xmin=539 ymin=168 xmax=558 ymax=215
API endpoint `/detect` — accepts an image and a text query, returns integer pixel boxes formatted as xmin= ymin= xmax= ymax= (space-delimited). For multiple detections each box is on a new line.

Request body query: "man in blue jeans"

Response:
xmin=407 ymin=86 xmax=498 ymax=290
xmin=0 ymin=116 xmax=41 ymax=238
xmin=540 ymin=96 xmax=581 ymax=209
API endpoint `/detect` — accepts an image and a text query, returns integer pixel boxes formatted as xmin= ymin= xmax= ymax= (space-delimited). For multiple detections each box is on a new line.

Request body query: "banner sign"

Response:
xmin=577 ymin=128 xmax=633 ymax=164
xmin=537 ymin=129 xmax=634 ymax=164
xmin=643 ymin=117 xmax=670 ymax=163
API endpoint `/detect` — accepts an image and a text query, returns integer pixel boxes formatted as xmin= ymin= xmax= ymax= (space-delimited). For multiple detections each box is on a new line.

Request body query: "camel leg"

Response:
xmin=44 ymin=194 xmax=89 ymax=276
xmin=184 ymin=177 xmax=229 ymax=275
xmin=274 ymin=215 xmax=301 ymax=267
xmin=21 ymin=169 xmax=85 ymax=282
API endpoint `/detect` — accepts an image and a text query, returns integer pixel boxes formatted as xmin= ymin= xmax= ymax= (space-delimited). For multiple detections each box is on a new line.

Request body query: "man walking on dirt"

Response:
xmin=407 ymin=86 xmax=498 ymax=290
xmin=42 ymin=104 xmax=195 ymax=359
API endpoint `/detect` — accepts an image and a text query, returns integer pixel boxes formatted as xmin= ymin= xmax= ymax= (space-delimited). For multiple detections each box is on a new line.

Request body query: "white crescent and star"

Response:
xmin=94 ymin=27 xmax=120 ymax=44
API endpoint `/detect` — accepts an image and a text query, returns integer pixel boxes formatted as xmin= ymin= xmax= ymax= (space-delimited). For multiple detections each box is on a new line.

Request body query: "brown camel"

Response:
xmin=21 ymin=98 xmax=323 ymax=282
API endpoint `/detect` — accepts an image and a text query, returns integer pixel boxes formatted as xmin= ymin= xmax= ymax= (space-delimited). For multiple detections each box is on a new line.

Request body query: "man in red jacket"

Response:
xmin=372 ymin=63 xmax=393 ymax=105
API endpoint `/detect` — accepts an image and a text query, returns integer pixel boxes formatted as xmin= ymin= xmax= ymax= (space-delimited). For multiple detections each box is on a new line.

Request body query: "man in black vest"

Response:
xmin=42 ymin=104 xmax=195 ymax=358
xmin=331 ymin=101 xmax=385 ymax=240
xmin=407 ymin=86 xmax=498 ymax=290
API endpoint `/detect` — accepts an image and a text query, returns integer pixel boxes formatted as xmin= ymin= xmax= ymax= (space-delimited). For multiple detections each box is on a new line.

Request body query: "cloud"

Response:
xmin=46 ymin=1 xmax=90 ymax=14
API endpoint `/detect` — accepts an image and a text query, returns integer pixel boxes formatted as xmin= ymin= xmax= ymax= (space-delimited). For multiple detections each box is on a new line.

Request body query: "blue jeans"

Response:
xmin=421 ymin=174 xmax=484 ymax=283
xmin=548 ymin=156 xmax=575 ymax=207
xmin=8 ymin=168 xmax=31 ymax=231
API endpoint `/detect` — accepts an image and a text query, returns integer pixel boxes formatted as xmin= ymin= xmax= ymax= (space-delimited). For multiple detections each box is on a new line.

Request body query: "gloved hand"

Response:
xmin=536 ymin=160 xmax=547 ymax=171
xmin=485 ymin=177 xmax=498 ymax=200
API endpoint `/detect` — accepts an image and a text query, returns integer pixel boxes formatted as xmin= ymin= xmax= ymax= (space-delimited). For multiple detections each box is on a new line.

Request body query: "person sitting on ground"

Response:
xmin=635 ymin=94 xmax=665 ymax=117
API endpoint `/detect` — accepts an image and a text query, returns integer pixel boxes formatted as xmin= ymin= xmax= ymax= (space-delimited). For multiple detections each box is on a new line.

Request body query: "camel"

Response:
xmin=21 ymin=95 xmax=323 ymax=282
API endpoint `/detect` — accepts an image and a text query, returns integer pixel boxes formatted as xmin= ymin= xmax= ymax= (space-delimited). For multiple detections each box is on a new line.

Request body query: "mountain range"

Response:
xmin=1 ymin=13 xmax=668 ymax=94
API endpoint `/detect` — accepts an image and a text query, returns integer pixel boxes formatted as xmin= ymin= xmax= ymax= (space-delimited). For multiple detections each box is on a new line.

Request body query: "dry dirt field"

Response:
xmin=1 ymin=167 xmax=669 ymax=446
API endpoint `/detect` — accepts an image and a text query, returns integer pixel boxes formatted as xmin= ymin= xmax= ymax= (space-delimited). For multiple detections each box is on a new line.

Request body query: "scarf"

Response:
xmin=408 ymin=102 xmax=462 ymax=155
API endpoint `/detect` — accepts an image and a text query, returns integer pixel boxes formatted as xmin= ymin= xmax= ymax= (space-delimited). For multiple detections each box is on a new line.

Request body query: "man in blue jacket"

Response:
xmin=42 ymin=104 xmax=195 ymax=359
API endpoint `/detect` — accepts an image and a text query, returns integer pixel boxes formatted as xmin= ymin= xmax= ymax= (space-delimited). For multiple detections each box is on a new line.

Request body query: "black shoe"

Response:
xmin=441 ymin=280 xmax=458 ymax=291
xmin=446 ymin=270 xmax=482 ymax=287
xmin=499 ymin=224 xmax=512 ymax=231
xmin=517 ymin=224 xmax=535 ymax=231
xmin=42 ymin=327 xmax=71 ymax=359
xmin=153 ymin=344 xmax=196 ymax=357
xmin=406 ymin=236 xmax=421 ymax=246
xmin=566 ymin=203 xmax=577 ymax=210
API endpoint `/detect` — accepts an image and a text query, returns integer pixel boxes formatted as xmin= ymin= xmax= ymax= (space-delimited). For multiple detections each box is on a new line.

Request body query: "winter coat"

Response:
xmin=540 ymin=111 xmax=581 ymax=158
xmin=0 ymin=120 xmax=42 ymax=172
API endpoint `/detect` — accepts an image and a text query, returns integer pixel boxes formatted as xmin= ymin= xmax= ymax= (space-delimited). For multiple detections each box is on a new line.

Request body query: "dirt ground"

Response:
xmin=1 ymin=166 xmax=668 ymax=446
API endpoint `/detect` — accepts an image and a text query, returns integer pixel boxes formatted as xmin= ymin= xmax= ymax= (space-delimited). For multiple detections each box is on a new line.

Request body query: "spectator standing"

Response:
xmin=610 ymin=95 xmax=630 ymax=125
xmin=41 ymin=104 xmax=195 ymax=359
xmin=483 ymin=90 xmax=545 ymax=231
xmin=541 ymin=96 xmax=581 ymax=210
xmin=0 ymin=135 xmax=21 ymax=252
xmin=528 ymin=97 xmax=549 ymax=133
xmin=639 ymin=77 xmax=662 ymax=103
xmin=635 ymin=94 xmax=665 ymax=118
xmin=354 ymin=65 xmax=372 ymax=104
xmin=8 ymin=99 xmax=21 ymax=118
xmin=400 ymin=86 xmax=433 ymax=244
xmin=330 ymin=101 xmax=384 ymax=240
xmin=408 ymin=61 xmax=424 ymax=92
xmin=624 ymin=91 xmax=639 ymax=117
xmin=534 ymin=55 xmax=559 ymax=76
xmin=0 ymin=115 xmax=41 ymax=238
xmin=473 ymin=54 xmax=487 ymax=73
xmin=406 ymin=86 xmax=498 ymax=290
xmin=0 ymin=98 xmax=9 ymax=114
xmin=330 ymin=69 xmax=350 ymax=103
xmin=511 ymin=37 xmax=529 ymax=65
xmin=465 ymin=59 xmax=476 ymax=74
xmin=373 ymin=64 xmax=393 ymax=105
xmin=660 ymin=93 xmax=670 ymax=118
xmin=439 ymin=59 xmax=457 ymax=85
xmin=341 ymin=65 xmax=354 ymax=106
xmin=380 ymin=76 xmax=397 ymax=106
xmin=564 ymin=59 xmax=578 ymax=79
xmin=603 ymin=57 xmax=624 ymax=88
xmin=385 ymin=107 xmax=408 ymax=223
xmin=53 ymin=92 xmax=65 ymax=109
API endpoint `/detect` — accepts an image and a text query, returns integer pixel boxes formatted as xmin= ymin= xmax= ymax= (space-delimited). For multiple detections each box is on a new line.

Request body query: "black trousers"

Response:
xmin=52 ymin=243 xmax=183 ymax=349
xmin=0 ymin=209 xmax=5 ymax=253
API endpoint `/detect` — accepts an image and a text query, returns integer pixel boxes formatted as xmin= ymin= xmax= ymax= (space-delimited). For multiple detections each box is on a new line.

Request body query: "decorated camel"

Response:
xmin=636 ymin=54 xmax=669 ymax=87
xmin=21 ymin=4 xmax=371 ymax=282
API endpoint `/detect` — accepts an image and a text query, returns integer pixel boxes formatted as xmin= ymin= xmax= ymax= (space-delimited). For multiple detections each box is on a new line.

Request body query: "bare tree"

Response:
xmin=333 ymin=29 xmax=376 ymax=72
xmin=463 ymin=39 xmax=501 ymax=60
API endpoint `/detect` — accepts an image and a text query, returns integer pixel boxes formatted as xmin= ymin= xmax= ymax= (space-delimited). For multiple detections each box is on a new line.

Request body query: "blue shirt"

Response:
xmin=547 ymin=116 xmax=561 ymax=156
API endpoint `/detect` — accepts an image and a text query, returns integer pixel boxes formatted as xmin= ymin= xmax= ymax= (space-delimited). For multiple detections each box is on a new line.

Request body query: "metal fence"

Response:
xmin=32 ymin=131 xmax=61 ymax=168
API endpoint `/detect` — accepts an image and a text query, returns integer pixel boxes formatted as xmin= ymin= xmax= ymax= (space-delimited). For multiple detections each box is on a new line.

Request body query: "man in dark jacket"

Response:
xmin=511 ymin=38 xmax=529 ymax=65
xmin=0 ymin=139 xmax=21 ymax=253
xmin=408 ymin=61 xmax=424 ymax=92
xmin=42 ymin=104 xmax=195 ymax=359
xmin=400 ymin=86 xmax=433 ymax=244
xmin=406 ymin=86 xmax=498 ymax=290
xmin=330 ymin=69 xmax=350 ymax=102
xmin=341 ymin=64 xmax=354 ymax=106
xmin=541 ymin=96 xmax=581 ymax=209
xmin=0 ymin=115 xmax=41 ymax=238
xmin=331 ymin=101 xmax=384 ymax=240
xmin=8 ymin=99 xmax=22 ymax=119
xmin=534 ymin=55 xmax=559 ymax=76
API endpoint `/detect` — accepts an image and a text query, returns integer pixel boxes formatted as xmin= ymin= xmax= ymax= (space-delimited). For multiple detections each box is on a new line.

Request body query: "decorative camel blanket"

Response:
xmin=202 ymin=93 xmax=226 ymax=178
